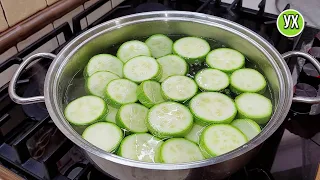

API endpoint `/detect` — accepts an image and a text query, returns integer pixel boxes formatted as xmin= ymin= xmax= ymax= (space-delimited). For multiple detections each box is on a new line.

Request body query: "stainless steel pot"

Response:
xmin=8 ymin=11 xmax=320 ymax=180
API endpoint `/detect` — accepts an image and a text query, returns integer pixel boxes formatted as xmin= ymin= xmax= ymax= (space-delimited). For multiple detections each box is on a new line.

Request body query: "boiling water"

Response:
xmin=63 ymin=36 xmax=273 ymax=133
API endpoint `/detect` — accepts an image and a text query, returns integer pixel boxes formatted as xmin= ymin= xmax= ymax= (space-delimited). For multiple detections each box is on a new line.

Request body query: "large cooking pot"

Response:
xmin=8 ymin=11 xmax=320 ymax=180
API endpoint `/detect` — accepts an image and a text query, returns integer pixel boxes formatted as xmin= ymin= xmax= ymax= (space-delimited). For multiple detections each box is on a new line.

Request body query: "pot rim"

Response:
xmin=44 ymin=11 xmax=293 ymax=170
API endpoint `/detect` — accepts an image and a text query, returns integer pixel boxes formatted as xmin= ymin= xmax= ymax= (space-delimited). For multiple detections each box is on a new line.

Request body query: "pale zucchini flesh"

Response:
xmin=123 ymin=56 xmax=162 ymax=83
xmin=118 ymin=133 xmax=163 ymax=162
xmin=105 ymin=79 xmax=138 ymax=108
xmin=200 ymin=124 xmax=247 ymax=157
xmin=137 ymin=80 xmax=165 ymax=108
xmin=105 ymin=105 xmax=118 ymax=124
xmin=147 ymin=102 xmax=193 ymax=138
xmin=195 ymin=68 xmax=229 ymax=91
xmin=184 ymin=123 xmax=205 ymax=144
xmin=82 ymin=122 xmax=123 ymax=152
xmin=230 ymin=68 xmax=267 ymax=94
xmin=86 ymin=71 xmax=120 ymax=98
xmin=231 ymin=119 xmax=261 ymax=140
xmin=85 ymin=54 xmax=123 ymax=77
xmin=161 ymin=75 xmax=198 ymax=102
xmin=117 ymin=40 xmax=151 ymax=63
xmin=206 ymin=48 xmax=245 ymax=73
xmin=64 ymin=96 xmax=107 ymax=125
xmin=189 ymin=92 xmax=237 ymax=125
xmin=235 ymin=93 xmax=272 ymax=125
xmin=160 ymin=138 xmax=204 ymax=163
xmin=145 ymin=34 xmax=173 ymax=58
xmin=116 ymin=103 xmax=149 ymax=133
xmin=173 ymin=37 xmax=210 ymax=64
xmin=157 ymin=55 xmax=188 ymax=82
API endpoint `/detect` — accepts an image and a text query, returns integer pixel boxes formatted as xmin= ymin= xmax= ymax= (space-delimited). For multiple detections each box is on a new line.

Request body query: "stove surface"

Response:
xmin=0 ymin=0 xmax=319 ymax=180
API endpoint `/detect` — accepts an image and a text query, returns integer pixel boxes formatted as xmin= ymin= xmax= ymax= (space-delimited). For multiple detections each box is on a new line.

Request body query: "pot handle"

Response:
xmin=9 ymin=53 xmax=56 ymax=105
xmin=282 ymin=51 xmax=320 ymax=104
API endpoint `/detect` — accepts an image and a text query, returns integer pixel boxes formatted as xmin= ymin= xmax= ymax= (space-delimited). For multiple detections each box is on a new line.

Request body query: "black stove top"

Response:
xmin=0 ymin=0 xmax=320 ymax=179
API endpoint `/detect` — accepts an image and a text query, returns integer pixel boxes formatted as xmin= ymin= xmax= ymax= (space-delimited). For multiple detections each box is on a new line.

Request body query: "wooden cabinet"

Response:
xmin=0 ymin=3 xmax=8 ymax=33
xmin=0 ymin=0 xmax=47 ymax=27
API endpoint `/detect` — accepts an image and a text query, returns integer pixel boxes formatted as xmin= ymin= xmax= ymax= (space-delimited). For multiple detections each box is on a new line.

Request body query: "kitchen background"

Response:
xmin=0 ymin=0 xmax=320 ymax=179
xmin=1 ymin=0 xmax=319 ymax=89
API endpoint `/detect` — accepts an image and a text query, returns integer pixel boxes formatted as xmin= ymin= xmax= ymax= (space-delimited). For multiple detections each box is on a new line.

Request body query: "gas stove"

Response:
xmin=0 ymin=0 xmax=320 ymax=179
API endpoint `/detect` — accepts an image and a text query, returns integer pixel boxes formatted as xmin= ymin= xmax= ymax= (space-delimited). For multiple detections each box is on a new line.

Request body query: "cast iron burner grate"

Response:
xmin=0 ymin=0 xmax=319 ymax=179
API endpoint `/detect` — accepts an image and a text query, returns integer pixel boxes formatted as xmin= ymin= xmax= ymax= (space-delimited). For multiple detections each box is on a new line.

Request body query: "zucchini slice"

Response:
xmin=105 ymin=105 xmax=118 ymax=124
xmin=64 ymin=96 xmax=107 ymax=125
xmin=85 ymin=54 xmax=123 ymax=77
xmin=145 ymin=34 xmax=173 ymax=58
xmin=231 ymin=119 xmax=261 ymax=140
xmin=159 ymin=138 xmax=204 ymax=163
xmin=137 ymin=80 xmax=165 ymax=108
xmin=157 ymin=55 xmax=188 ymax=82
xmin=189 ymin=92 xmax=237 ymax=125
xmin=118 ymin=133 xmax=163 ymax=162
xmin=173 ymin=37 xmax=210 ymax=64
xmin=86 ymin=71 xmax=120 ymax=98
xmin=230 ymin=68 xmax=267 ymax=94
xmin=195 ymin=68 xmax=229 ymax=92
xmin=116 ymin=103 xmax=149 ymax=133
xmin=199 ymin=124 xmax=247 ymax=157
xmin=82 ymin=122 xmax=123 ymax=152
xmin=161 ymin=75 xmax=198 ymax=102
xmin=184 ymin=123 xmax=205 ymax=144
xmin=235 ymin=93 xmax=272 ymax=124
xmin=147 ymin=102 xmax=193 ymax=138
xmin=117 ymin=40 xmax=151 ymax=63
xmin=123 ymin=56 xmax=162 ymax=83
xmin=206 ymin=48 xmax=245 ymax=73
xmin=105 ymin=79 xmax=138 ymax=108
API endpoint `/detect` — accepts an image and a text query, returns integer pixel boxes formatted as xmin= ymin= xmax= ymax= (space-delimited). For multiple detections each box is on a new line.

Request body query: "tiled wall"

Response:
xmin=0 ymin=3 xmax=8 ymax=32
xmin=53 ymin=5 xmax=88 ymax=44
xmin=46 ymin=0 xmax=60 ymax=6
xmin=0 ymin=0 xmax=47 ymax=28
xmin=0 ymin=0 xmax=124 ymax=87
xmin=85 ymin=0 xmax=112 ymax=25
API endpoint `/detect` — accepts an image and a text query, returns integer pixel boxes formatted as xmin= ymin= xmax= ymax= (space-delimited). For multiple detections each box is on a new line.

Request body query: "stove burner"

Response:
xmin=256 ymin=31 xmax=274 ymax=46
xmin=27 ymin=126 xmax=58 ymax=160
xmin=295 ymin=83 xmax=318 ymax=97
xmin=22 ymin=81 xmax=48 ymax=121
xmin=88 ymin=167 xmax=115 ymax=180
xmin=303 ymin=63 xmax=320 ymax=77
xmin=227 ymin=167 xmax=274 ymax=180
xmin=286 ymin=110 xmax=320 ymax=139
xmin=290 ymin=83 xmax=317 ymax=114
xmin=135 ymin=2 xmax=171 ymax=13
